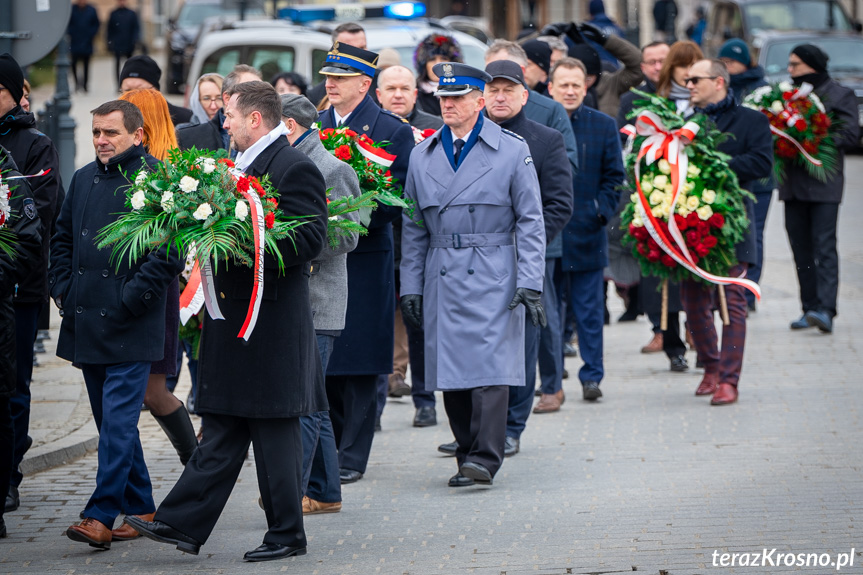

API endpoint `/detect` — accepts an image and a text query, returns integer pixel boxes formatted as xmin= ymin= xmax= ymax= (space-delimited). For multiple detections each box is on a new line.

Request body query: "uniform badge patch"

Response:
xmin=23 ymin=198 xmax=37 ymax=220
xmin=524 ymin=156 xmax=534 ymax=165
xmin=443 ymin=63 xmax=454 ymax=77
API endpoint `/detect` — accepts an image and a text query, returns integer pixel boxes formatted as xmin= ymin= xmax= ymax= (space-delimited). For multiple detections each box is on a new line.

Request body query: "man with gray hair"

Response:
xmin=280 ymin=93 xmax=361 ymax=515
xmin=127 ymin=81 xmax=329 ymax=562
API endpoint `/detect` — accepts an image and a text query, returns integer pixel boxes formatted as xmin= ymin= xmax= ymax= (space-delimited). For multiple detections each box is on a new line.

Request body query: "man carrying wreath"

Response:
xmin=683 ymin=59 xmax=773 ymax=405
xmin=127 ymin=81 xmax=328 ymax=562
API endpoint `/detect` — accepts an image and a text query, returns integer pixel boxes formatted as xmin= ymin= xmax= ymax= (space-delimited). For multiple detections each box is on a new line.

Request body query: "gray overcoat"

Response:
xmin=400 ymin=117 xmax=545 ymax=391
xmin=296 ymin=129 xmax=361 ymax=331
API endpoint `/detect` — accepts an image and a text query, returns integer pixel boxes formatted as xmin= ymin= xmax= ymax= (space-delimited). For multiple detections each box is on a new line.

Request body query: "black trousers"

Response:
xmin=325 ymin=374 xmax=377 ymax=474
xmin=70 ymin=53 xmax=92 ymax=90
xmin=443 ymin=386 xmax=508 ymax=477
xmin=784 ymin=200 xmax=840 ymax=317
xmin=0 ymin=397 xmax=12 ymax=525
xmin=156 ymin=413 xmax=305 ymax=548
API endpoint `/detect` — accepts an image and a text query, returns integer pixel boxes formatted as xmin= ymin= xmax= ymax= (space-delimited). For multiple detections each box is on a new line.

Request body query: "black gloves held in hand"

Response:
xmin=507 ymin=288 xmax=547 ymax=327
xmin=578 ymin=22 xmax=609 ymax=45
xmin=400 ymin=294 xmax=423 ymax=329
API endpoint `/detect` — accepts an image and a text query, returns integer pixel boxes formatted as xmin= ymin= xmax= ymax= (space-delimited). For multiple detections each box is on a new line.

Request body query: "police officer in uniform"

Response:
xmin=317 ymin=42 xmax=415 ymax=484
xmin=400 ymin=63 xmax=546 ymax=487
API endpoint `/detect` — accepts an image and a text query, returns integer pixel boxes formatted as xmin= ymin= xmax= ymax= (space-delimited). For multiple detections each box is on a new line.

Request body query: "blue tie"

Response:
xmin=453 ymin=139 xmax=464 ymax=165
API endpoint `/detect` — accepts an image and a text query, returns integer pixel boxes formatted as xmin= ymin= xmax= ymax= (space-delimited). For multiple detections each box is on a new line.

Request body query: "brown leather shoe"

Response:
xmin=302 ymin=496 xmax=342 ymax=515
xmin=695 ymin=372 xmax=719 ymax=396
xmin=66 ymin=517 xmax=112 ymax=549
xmin=111 ymin=512 xmax=155 ymax=541
xmin=640 ymin=332 xmax=663 ymax=353
xmin=388 ymin=374 xmax=411 ymax=397
xmin=533 ymin=389 xmax=564 ymax=413
xmin=711 ymin=383 xmax=738 ymax=405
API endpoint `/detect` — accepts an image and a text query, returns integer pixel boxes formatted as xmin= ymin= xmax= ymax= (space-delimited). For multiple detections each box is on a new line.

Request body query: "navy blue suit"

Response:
xmin=318 ymin=94 xmax=414 ymax=475
xmin=561 ymin=105 xmax=624 ymax=385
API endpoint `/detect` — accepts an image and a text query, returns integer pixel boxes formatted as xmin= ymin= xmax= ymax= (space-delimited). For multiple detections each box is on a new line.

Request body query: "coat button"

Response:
xmin=78 ymin=267 xmax=84 ymax=275
xmin=440 ymin=268 xmax=446 ymax=276
xmin=144 ymin=292 xmax=152 ymax=300
xmin=100 ymin=309 xmax=107 ymax=317
xmin=102 ymin=269 xmax=109 ymax=278
xmin=75 ymin=306 xmax=83 ymax=314
xmin=81 ymin=228 xmax=88 ymax=236
xmin=468 ymin=268 xmax=475 ymax=274
xmin=94 ymin=176 xmax=99 ymax=183
xmin=220 ymin=291 xmax=225 ymax=299
xmin=469 ymin=206 xmax=475 ymax=213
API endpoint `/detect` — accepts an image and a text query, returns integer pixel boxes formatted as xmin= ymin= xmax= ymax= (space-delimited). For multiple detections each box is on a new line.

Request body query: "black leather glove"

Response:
xmin=539 ymin=21 xmax=569 ymax=36
xmin=578 ymin=22 xmax=609 ymax=46
xmin=507 ymin=288 xmax=547 ymax=328
xmin=400 ymin=294 xmax=423 ymax=329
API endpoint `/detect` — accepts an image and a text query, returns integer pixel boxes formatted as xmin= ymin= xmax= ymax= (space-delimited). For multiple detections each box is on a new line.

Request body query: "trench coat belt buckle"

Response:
xmin=428 ymin=232 xmax=516 ymax=249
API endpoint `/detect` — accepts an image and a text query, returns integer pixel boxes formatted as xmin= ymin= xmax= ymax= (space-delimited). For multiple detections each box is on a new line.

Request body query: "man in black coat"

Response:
xmin=127 ymin=81 xmax=328 ymax=562
xmin=317 ymin=43 xmax=414 ymax=484
xmin=0 ymin=145 xmax=42 ymax=539
xmin=0 ymin=53 xmax=63 ymax=513
xmin=484 ymin=61 xmax=572 ymax=445
xmin=106 ymin=0 xmax=140 ymax=90
xmin=683 ymin=59 xmax=773 ymax=405
xmin=51 ymin=100 xmax=184 ymax=548
xmin=781 ymin=44 xmax=859 ymax=334
xmin=119 ymin=56 xmax=193 ymax=126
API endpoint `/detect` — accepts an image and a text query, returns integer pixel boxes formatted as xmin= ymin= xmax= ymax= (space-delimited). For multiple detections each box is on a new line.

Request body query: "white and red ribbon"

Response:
xmin=236 ymin=185 xmax=265 ymax=341
xmin=179 ymin=262 xmax=205 ymax=325
xmin=200 ymin=260 xmax=224 ymax=321
xmin=623 ymin=111 xmax=761 ymax=299
xmin=356 ymin=137 xmax=396 ymax=167
xmin=5 ymin=168 xmax=52 ymax=180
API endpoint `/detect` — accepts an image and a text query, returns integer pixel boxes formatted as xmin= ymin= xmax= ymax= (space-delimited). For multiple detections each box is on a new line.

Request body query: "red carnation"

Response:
xmin=237 ymin=177 xmax=250 ymax=194
xmin=265 ymin=212 xmax=275 ymax=229
xmin=345 ymin=129 xmax=358 ymax=137
xmin=695 ymin=244 xmax=710 ymax=258
xmin=782 ymin=91 xmax=793 ymax=100
xmin=267 ymin=198 xmax=278 ymax=208
xmin=803 ymin=140 xmax=817 ymax=154
xmin=646 ymin=249 xmax=661 ymax=263
xmin=334 ymin=145 xmax=352 ymax=161
xmin=421 ymin=128 xmax=437 ymax=139
xmin=217 ymin=158 xmax=235 ymax=168
xmin=794 ymin=119 xmax=807 ymax=132
xmin=660 ymin=254 xmax=676 ymax=268
xmin=708 ymin=213 xmax=725 ymax=229
xmin=702 ymin=235 xmax=718 ymax=248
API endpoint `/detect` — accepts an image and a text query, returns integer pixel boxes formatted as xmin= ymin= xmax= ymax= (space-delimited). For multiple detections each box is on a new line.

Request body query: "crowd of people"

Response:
xmin=0 ymin=7 xmax=857 ymax=563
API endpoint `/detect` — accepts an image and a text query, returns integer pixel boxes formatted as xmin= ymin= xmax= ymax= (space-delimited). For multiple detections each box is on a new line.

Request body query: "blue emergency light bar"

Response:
xmin=279 ymin=2 xmax=426 ymax=23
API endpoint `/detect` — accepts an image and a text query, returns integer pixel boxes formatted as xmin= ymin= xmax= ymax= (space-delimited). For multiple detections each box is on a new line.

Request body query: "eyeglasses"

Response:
xmin=787 ymin=61 xmax=803 ymax=69
xmin=200 ymin=96 xmax=221 ymax=103
xmin=683 ymin=76 xmax=718 ymax=86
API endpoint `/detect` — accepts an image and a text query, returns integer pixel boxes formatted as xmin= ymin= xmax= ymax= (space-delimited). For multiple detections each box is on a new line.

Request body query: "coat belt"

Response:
xmin=429 ymin=232 xmax=515 ymax=249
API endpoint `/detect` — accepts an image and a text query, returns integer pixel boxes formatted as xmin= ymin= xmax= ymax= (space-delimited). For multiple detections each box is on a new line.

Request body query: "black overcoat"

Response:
xmin=194 ymin=138 xmax=328 ymax=419
xmin=319 ymin=95 xmax=415 ymax=376
xmin=49 ymin=144 xmax=184 ymax=364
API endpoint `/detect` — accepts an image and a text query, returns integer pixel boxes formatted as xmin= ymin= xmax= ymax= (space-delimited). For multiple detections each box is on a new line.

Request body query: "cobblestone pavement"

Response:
xmin=4 ymin=58 xmax=861 ymax=574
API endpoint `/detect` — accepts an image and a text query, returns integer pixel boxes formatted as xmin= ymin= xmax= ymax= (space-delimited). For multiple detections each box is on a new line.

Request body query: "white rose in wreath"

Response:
xmin=697 ymin=205 xmax=714 ymax=220
xmin=649 ymin=190 xmax=665 ymax=206
xmin=770 ymin=100 xmax=784 ymax=114
xmin=193 ymin=202 xmax=213 ymax=221
xmin=234 ymin=200 xmax=249 ymax=222
xmin=657 ymin=159 xmax=672 ymax=175
xmin=135 ymin=171 xmax=147 ymax=185
xmin=179 ymin=176 xmax=200 ymax=193
xmin=640 ymin=179 xmax=654 ymax=193
xmin=653 ymin=174 xmax=669 ymax=188
xmin=702 ymin=189 xmax=717 ymax=204
xmin=130 ymin=190 xmax=147 ymax=210
xmin=197 ymin=157 xmax=217 ymax=174
xmin=686 ymin=195 xmax=700 ymax=211
xmin=160 ymin=191 xmax=174 ymax=211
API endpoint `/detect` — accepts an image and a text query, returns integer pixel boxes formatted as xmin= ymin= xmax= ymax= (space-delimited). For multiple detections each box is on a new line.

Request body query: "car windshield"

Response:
xmin=743 ymin=1 xmax=853 ymax=31
xmin=177 ymin=4 xmax=265 ymax=29
xmin=764 ymin=38 xmax=863 ymax=76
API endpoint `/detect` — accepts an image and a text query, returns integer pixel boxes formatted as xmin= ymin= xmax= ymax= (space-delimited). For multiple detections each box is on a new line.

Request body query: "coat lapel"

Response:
xmin=439 ymin=144 xmax=492 ymax=209
xmin=246 ymin=137 xmax=286 ymax=180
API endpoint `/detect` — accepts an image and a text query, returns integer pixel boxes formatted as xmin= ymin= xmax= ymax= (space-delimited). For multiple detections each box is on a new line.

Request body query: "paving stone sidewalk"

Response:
xmin=4 ymin=56 xmax=861 ymax=574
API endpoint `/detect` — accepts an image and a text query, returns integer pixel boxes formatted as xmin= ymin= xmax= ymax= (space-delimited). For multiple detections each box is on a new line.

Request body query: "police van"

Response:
xmin=184 ymin=2 xmax=491 ymax=103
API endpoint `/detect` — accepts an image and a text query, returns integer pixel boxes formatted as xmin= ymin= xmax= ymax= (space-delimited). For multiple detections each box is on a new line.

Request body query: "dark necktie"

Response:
xmin=453 ymin=139 xmax=464 ymax=165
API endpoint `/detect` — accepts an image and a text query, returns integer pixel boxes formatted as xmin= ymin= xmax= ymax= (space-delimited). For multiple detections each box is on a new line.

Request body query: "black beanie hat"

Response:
xmin=119 ymin=55 xmax=162 ymax=90
xmin=791 ymin=44 xmax=829 ymax=74
xmin=568 ymin=44 xmax=601 ymax=77
xmin=522 ymin=39 xmax=552 ymax=74
xmin=0 ymin=53 xmax=25 ymax=106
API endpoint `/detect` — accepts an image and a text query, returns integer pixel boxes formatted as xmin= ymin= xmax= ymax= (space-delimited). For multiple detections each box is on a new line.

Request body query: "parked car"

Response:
xmin=702 ymin=0 xmax=861 ymax=57
xmin=166 ymin=0 xmax=266 ymax=94
xmin=755 ymin=31 xmax=863 ymax=140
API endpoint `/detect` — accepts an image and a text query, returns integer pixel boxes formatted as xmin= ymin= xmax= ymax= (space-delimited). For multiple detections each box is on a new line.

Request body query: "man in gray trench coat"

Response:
xmin=400 ymin=63 xmax=546 ymax=487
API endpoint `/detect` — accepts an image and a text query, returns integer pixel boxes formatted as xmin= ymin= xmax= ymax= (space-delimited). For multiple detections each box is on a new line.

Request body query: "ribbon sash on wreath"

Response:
xmin=622 ymin=110 xmax=761 ymax=299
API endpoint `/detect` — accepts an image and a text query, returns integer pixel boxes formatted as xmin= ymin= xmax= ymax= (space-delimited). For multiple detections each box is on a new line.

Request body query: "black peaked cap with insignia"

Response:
xmin=320 ymin=42 xmax=379 ymax=77
xmin=433 ymin=62 xmax=492 ymax=97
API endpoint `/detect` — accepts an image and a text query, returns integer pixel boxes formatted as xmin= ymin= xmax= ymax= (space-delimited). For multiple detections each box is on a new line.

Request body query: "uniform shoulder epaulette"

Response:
xmin=500 ymin=128 xmax=525 ymax=141
xmin=381 ymin=108 xmax=410 ymax=124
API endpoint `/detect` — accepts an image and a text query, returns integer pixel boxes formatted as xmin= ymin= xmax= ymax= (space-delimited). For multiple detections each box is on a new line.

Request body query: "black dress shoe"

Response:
xmin=413 ymin=406 xmax=437 ymax=427
xmin=448 ymin=473 xmax=475 ymax=487
xmin=243 ymin=542 xmax=307 ymax=562
xmin=459 ymin=462 xmax=492 ymax=485
xmin=504 ymin=436 xmax=519 ymax=457
xmin=582 ymin=381 xmax=603 ymax=400
xmin=790 ymin=314 xmax=811 ymax=330
xmin=669 ymin=355 xmax=689 ymax=372
xmin=339 ymin=468 xmax=363 ymax=484
xmin=123 ymin=516 xmax=201 ymax=555
xmin=437 ymin=441 xmax=457 ymax=456
xmin=5 ymin=486 xmax=19 ymax=512
xmin=805 ymin=310 xmax=833 ymax=333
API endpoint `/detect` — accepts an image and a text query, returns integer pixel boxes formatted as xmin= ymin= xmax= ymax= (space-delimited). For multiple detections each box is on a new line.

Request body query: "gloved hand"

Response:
xmin=400 ymin=294 xmax=423 ymax=329
xmin=539 ymin=21 xmax=572 ymax=36
xmin=578 ymin=22 xmax=609 ymax=46
xmin=507 ymin=288 xmax=547 ymax=327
